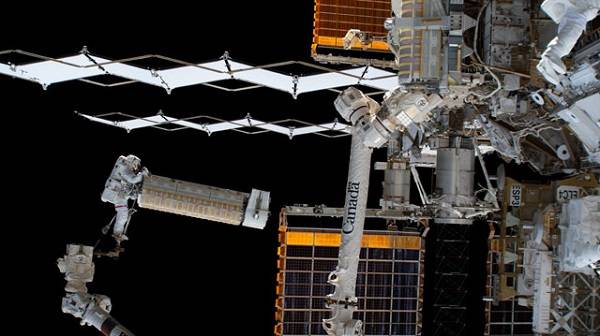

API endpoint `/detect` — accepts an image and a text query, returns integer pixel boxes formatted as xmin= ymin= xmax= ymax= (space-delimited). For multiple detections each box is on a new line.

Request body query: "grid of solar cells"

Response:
xmin=488 ymin=245 xmax=533 ymax=336
xmin=489 ymin=298 xmax=534 ymax=336
xmin=314 ymin=0 xmax=391 ymax=39
xmin=280 ymin=242 xmax=421 ymax=335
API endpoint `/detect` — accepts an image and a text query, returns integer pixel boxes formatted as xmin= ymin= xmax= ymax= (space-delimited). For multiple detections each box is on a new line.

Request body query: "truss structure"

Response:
xmin=550 ymin=270 xmax=600 ymax=334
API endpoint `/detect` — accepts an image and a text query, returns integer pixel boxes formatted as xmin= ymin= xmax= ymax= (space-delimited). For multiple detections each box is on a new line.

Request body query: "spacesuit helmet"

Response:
xmin=125 ymin=155 xmax=141 ymax=172
xmin=541 ymin=0 xmax=573 ymax=23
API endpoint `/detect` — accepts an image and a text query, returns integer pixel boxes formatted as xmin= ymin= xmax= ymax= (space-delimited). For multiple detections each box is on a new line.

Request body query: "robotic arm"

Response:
xmin=62 ymin=292 xmax=134 ymax=336
xmin=58 ymin=244 xmax=135 ymax=336
xmin=325 ymin=87 xmax=442 ymax=335
xmin=324 ymin=87 xmax=379 ymax=336
xmin=335 ymin=87 xmax=442 ymax=149
xmin=537 ymin=0 xmax=600 ymax=86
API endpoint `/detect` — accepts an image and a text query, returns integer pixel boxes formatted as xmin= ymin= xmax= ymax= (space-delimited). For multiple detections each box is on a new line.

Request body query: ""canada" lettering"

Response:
xmin=342 ymin=182 xmax=360 ymax=234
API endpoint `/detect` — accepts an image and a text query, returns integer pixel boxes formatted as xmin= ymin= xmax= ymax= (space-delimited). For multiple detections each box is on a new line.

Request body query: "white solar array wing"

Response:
xmin=78 ymin=113 xmax=352 ymax=137
xmin=80 ymin=114 xmax=176 ymax=130
xmin=321 ymin=122 xmax=351 ymax=133
xmin=0 ymin=52 xmax=400 ymax=94
xmin=171 ymin=119 xmax=210 ymax=132
xmin=158 ymin=65 xmax=225 ymax=89
xmin=360 ymin=67 xmax=398 ymax=90
xmin=174 ymin=119 xmax=291 ymax=135
xmin=159 ymin=60 xmax=230 ymax=89
xmin=293 ymin=122 xmax=351 ymax=136
xmin=205 ymin=118 xmax=251 ymax=132
xmin=80 ymin=114 xmax=122 ymax=127
xmin=89 ymin=55 xmax=168 ymax=89
xmin=298 ymin=67 xmax=397 ymax=94
xmin=342 ymin=67 xmax=398 ymax=91
xmin=0 ymin=62 xmax=43 ymax=83
xmin=255 ymin=123 xmax=291 ymax=135
xmin=229 ymin=61 xmax=293 ymax=94
xmin=15 ymin=55 xmax=105 ymax=86
xmin=118 ymin=115 xmax=177 ymax=130
xmin=297 ymin=71 xmax=359 ymax=94
xmin=292 ymin=125 xmax=330 ymax=135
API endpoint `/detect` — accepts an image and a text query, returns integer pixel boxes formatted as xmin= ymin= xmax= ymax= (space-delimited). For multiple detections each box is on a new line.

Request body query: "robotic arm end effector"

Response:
xmin=58 ymin=244 xmax=135 ymax=336
xmin=334 ymin=87 xmax=380 ymax=126
xmin=335 ymin=87 xmax=442 ymax=149
xmin=57 ymin=244 xmax=95 ymax=293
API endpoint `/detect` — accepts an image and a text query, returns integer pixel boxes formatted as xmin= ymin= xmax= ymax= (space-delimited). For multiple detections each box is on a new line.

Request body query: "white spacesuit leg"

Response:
xmin=538 ymin=10 xmax=587 ymax=85
xmin=538 ymin=1 xmax=600 ymax=85
xmin=113 ymin=204 xmax=129 ymax=240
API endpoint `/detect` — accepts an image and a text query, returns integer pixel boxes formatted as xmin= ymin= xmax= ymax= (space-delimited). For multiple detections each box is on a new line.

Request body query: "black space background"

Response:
xmin=1 ymin=2 xmax=489 ymax=335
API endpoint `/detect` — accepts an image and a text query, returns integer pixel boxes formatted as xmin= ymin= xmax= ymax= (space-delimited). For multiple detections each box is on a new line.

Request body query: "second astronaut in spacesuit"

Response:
xmin=537 ymin=0 xmax=600 ymax=85
xmin=101 ymin=155 xmax=148 ymax=241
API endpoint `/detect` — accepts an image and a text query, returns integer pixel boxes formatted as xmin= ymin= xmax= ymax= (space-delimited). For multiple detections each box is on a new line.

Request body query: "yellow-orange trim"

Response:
xmin=314 ymin=36 xmax=390 ymax=51
xmin=286 ymin=231 xmax=421 ymax=250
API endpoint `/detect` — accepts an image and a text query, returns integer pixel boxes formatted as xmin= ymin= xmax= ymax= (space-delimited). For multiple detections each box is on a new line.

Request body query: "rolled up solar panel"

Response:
xmin=138 ymin=174 xmax=249 ymax=225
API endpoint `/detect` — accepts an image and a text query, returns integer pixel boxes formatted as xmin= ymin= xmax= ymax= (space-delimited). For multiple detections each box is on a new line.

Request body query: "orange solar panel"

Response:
xmin=312 ymin=0 xmax=395 ymax=67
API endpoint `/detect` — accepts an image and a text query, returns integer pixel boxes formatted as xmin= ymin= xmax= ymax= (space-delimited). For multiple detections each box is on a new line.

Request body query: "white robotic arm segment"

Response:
xmin=59 ymin=244 xmax=135 ymax=336
xmin=57 ymin=244 xmax=95 ymax=293
xmin=323 ymin=129 xmax=372 ymax=336
xmin=364 ymin=89 xmax=442 ymax=148
xmin=62 ymin=292 xmax=111 ymax=321
xmin=335 ymin=87 xmax=443 ymax=149
xmin=62 ymin=292 xmax=135 ymax=336
xmin=334 ymin=87 xmax=379 ymax=126
xmin=326 ymin=88 xmax=378 ymax=335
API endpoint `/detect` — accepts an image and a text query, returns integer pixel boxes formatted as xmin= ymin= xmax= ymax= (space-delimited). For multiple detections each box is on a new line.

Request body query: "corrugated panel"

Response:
xmin=313 ymin=0 xmax=391 ymax=51
xmin=311 ymin=0 xmax=396 ymax=68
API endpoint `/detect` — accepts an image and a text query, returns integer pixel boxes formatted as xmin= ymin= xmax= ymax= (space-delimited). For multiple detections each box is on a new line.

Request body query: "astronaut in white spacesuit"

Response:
xmin=101 ymin=155 xmax=148 ymax=241
xmin=537 ymin=0 xmax=600 ymax=85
